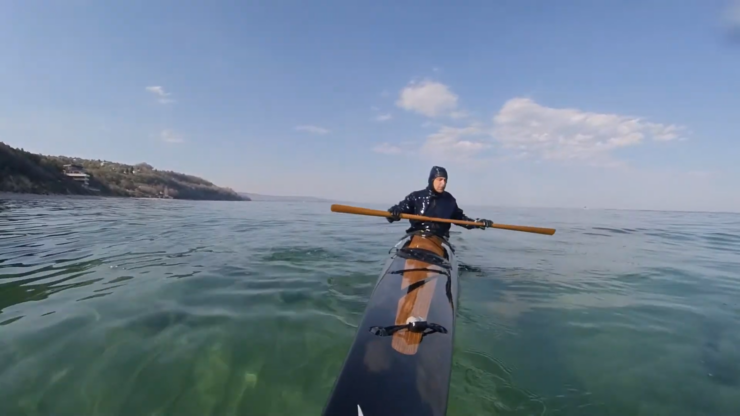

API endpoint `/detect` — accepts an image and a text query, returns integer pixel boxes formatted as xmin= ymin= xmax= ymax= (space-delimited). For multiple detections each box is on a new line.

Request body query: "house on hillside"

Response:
xmin=63 ymin=164 xmax=84 ymax=173
xmin=63 ymin=164 xmax=90 ymax=187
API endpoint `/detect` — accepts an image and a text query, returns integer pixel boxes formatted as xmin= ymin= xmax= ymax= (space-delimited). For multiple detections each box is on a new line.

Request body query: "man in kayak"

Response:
xmin=386 ymin=166 xmax=494 ymax=239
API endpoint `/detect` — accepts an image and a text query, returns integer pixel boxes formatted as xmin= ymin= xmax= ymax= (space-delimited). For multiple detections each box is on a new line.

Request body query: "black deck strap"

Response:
xmin=369 ymin=320 xmax=448 ymax=337
xmin=395 ymin=248 xmax=451 ymax=269
xmin=389 ymin=267 xmax=451 ymax=277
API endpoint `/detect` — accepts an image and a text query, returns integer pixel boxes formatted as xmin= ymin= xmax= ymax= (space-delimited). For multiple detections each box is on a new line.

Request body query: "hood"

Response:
xmin=427 ymin=166 xmax=448 ymax=192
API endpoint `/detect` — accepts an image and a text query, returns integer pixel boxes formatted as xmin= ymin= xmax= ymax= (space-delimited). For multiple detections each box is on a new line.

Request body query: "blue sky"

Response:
xmin=1 ymin=0 xmax=739 ymax=211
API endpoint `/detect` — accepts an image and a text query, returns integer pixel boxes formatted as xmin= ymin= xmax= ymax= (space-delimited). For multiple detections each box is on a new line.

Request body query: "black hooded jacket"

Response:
xmin=388 ymin=166 xmax=478 ymax=238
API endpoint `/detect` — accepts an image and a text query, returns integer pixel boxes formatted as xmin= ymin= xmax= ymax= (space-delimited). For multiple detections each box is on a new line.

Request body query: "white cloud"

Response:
xmin=146 ymin=86 xmax=167 ymax=96
xmin=370 ymin=106 xmax=393 ymax=122
xmin=295 ymin=125 xmax=330 ymax=135
xmin=160 ymin=129 xmax=184 ymax=144
xmin=491 ymin=98 xmax=685 ymax=161
xmin=145 ymin=85 xmax=175 ymax=104
xmin=421 ymin=124 xmax=491 ymax=160
xmin=373 ymin=143 xmax=403 ymax=155
xmin=396 ymin=79 xmax=459 ymax=118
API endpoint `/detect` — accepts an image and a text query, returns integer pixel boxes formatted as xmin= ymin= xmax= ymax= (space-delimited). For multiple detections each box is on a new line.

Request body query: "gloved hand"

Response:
xmin=475 ymin=218 xmax=494 ymax=229
xmin=386 ymin=206 xmax=402 ymax=222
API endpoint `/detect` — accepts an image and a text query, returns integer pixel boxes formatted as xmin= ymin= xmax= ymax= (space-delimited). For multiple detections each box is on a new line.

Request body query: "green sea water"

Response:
xmin=1 ymin=195 xmax=739 ymax=416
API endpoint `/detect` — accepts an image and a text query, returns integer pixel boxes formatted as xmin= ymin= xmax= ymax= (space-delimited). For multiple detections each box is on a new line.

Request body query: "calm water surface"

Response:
xmin=1 ymin=196 xmax=739 ymax=416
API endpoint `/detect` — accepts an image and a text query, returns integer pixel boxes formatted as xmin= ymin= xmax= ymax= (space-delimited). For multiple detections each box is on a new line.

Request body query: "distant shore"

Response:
xmin=0 ymin=192 xmax=105 ymax=200
xmin=0 ymin=192 xmax=246 ymax=202
xmin=1 ymin=141 xmax=249 ymax=202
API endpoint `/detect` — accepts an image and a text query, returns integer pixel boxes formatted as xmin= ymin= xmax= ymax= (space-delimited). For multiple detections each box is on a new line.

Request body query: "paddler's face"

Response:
xmin=433 ymin=176 xmax=446 ymax=193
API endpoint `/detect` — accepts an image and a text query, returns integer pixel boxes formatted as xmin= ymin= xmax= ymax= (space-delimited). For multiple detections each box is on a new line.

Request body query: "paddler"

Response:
xmin=386 ymin=166 xmax=494 ymax=239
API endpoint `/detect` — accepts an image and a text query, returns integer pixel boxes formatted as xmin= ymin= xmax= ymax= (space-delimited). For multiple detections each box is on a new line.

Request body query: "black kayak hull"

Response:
xmin=322 ymin=232 xmax=459 ymax=416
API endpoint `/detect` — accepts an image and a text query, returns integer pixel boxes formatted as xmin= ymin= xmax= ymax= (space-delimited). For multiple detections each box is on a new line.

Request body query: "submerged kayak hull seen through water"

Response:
xmin=322 ymin=231 xmax=459 ymax=416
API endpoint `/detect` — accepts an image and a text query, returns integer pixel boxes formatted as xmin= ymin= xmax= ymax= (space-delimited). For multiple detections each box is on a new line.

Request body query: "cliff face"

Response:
xmin=0 ymin=142 xmax=249 ymax=201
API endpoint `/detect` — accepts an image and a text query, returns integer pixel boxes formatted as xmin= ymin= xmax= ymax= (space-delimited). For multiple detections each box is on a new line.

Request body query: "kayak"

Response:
xmin=322 ymin=230 xmax=459 ymax=416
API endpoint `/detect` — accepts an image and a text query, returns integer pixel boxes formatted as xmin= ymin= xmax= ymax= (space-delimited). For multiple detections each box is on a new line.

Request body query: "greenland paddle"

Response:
xmin=330 ymin=204 xmax=556 ymax=236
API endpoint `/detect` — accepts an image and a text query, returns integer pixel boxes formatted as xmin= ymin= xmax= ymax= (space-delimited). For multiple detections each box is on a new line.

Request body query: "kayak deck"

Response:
xmin=322 ymin=232 xmax=459 ymax=416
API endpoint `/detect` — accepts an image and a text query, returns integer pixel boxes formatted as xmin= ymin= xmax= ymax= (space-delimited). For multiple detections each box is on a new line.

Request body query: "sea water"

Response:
xmin=1 ymin=195 xmax=739 ymax=415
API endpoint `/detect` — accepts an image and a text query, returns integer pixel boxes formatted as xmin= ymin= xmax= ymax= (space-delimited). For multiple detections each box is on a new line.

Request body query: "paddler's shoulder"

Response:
xmin=408 ymin=188 xmax=428 ymax=197
xmin=439 ymin=190 xmax=456 ymax=201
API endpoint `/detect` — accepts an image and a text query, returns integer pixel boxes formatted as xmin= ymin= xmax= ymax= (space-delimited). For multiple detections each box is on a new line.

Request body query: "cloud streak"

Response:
xmin=295 ymin=125 xmax=330 ymax=135
xmin=373 ymin=143 xmax=403 ymax=155
xmin=145 ymin=86 xmax=175 ymax=104
xmin=160 ymin=129 xmax=184 ymax=143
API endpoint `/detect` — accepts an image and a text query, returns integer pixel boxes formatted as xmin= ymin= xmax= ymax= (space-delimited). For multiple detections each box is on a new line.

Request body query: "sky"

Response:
xmin=1 ymin=0 xmax=739 ymax=212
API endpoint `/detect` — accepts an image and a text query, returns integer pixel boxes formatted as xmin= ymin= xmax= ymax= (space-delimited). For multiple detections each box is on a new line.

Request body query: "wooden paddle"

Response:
xmin=330 ymin=204 xmax=556 ymax=236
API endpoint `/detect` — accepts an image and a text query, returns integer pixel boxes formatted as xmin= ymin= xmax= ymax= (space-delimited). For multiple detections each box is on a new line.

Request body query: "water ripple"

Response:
xmin=1 ymin=196 xmax=740 ymax=415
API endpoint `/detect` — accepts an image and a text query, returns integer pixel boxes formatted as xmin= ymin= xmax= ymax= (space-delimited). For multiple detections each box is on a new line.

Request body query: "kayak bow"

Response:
xmin=322 ymin=231 xmax=459 ymax=416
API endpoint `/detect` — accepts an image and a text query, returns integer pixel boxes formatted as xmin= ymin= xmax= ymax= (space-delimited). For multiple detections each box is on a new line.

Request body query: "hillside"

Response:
xmin=0 ymin=142 xmax=248 ymax=201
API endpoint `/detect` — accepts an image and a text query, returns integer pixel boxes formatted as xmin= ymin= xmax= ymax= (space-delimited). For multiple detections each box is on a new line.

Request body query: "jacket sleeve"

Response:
xmin=452 ymin=203 xmax=477 ymax=229
xmin=389 ymin=192 xmax=416 ymax=214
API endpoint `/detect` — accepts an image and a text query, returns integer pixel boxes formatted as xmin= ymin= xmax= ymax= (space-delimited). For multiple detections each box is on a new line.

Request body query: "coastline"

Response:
xmin=0 ymin=192 xmax=247 ymax=202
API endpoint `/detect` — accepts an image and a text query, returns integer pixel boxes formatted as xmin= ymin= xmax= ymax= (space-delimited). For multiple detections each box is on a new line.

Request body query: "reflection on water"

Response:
xmin=1 ymin=195 xmax=740 ymax=415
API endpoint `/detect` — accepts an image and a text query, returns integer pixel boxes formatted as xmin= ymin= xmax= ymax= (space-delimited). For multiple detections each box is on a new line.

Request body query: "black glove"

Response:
xmin=475 ymin=218 xmax=494 ymax=229
xmin=386 ymin=206 xmax=402 ymax=222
